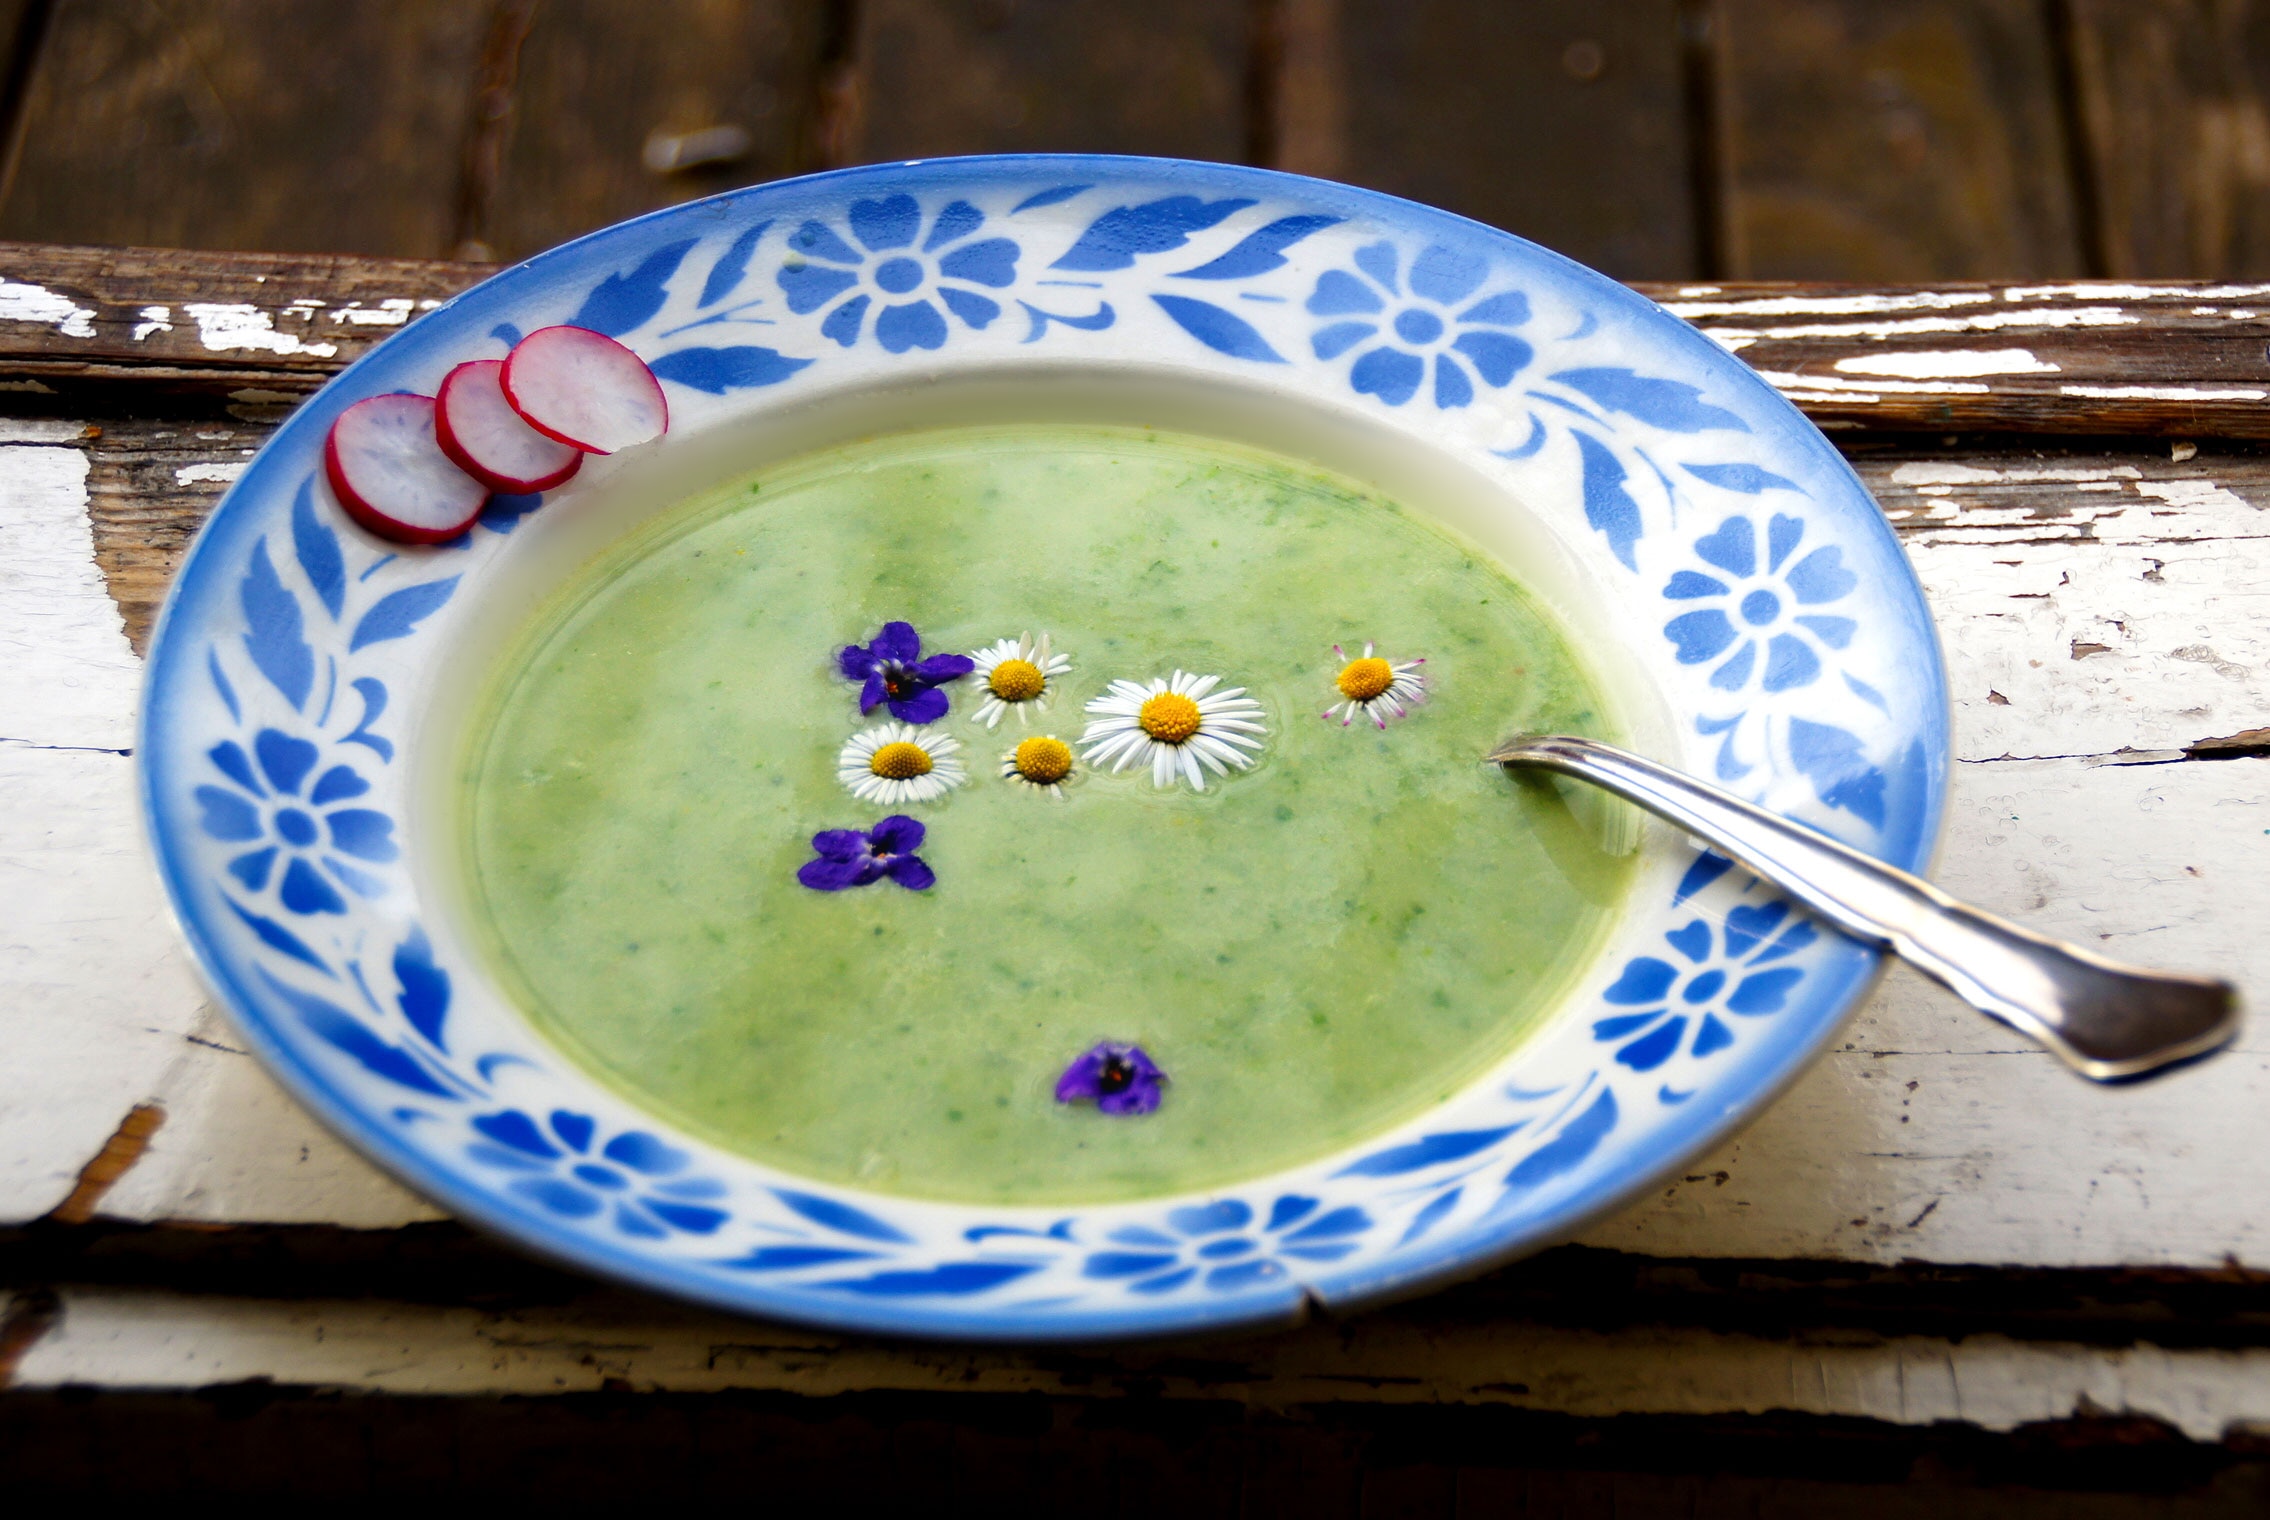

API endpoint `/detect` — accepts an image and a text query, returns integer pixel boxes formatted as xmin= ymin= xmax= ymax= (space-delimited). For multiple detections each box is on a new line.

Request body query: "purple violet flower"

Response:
xmin=1055 ymin=1042 xmax=1168 ymax=1116
xmin=796 ymin=814 xmax=936 ymax=892
xmin=839 ymin=621 xmax=974 ymax=724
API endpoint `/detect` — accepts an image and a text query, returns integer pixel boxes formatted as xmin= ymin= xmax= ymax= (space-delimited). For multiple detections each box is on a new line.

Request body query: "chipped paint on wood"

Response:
xmin=1834 ymin=348 xmax=2058 ymax=378
xmin=14 ymin=1285 xmax=2270 ymax=1438
xmin=0 ymin=280 xmax=96 ymax=337
xmin=180 ymin=302 xmax=339 ymax=358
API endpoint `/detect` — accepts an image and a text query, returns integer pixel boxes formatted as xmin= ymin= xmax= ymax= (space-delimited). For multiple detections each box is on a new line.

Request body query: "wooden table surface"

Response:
xmin=6 ymin=241 xmax=2270 ymax=1504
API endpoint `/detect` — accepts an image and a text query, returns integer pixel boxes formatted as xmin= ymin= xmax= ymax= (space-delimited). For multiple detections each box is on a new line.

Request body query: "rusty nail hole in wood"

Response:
xmin=1562 ymin=39 xmax=1606 ymax=82
xmin=44 ymin=1102 xmax=164 ymax=1226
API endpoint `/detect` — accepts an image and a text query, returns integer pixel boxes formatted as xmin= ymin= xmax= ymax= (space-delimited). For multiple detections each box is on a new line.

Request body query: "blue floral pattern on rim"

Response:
xmin=139 ymin=156 xmax=1948 ymax=1341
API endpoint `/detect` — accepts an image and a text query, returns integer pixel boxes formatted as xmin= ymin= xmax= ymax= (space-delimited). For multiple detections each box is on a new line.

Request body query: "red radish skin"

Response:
xmin=436 ymin=359 xmax=583 ymax=492
xmin=324 ymin=393 xmax=490 ymax=545
xmin=501 ymin=325 xmax=670 ymax=455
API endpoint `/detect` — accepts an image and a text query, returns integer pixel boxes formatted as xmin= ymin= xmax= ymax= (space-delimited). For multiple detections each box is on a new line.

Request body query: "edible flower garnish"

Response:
xmin=796 ymin=815 xmax=935 ymax=892
xmin=839 ymin=620 xmax=973 ymax=724
xmin=967 ymin=631 xmax=1072 ymax=728
xmin=1054 ymin=1041 xmax=1168 ymax=1116
xmin=839 ymin=722 xmax=967 ymax=805
xmin=1080 ymin=670 xmax=1266 ymax=791
xmin=1001 ymin=734 xmax=1076 ymax=798
xmin=1323 ymin=642 xmax=1426 ymax=729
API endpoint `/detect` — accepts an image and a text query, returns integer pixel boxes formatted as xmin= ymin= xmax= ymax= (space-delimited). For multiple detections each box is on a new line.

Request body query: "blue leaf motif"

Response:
xmin=1552 ymin=368 xmax=1750 ymax=433
xmin=571 ymin=239 xmax=697 ymax=336
xmin=1575 ymin=432 xmax=1643 ymax=570
xmin=822 ymin=1262 xmax=1042 ymax=1297
xmin=394 ymin=927 xmax=450 ymax=1049
xmin=1684 ymin=461 xmax=1800 ymax=494
xmin=649 ymin=345 xmax=813 ymax=394
xmin=340 ymin=677 xmax=392 ymax=762
xmin=1336 ymin=1125 xmax=1522 ymax=1178
xmin=1399 ymin=1189 xmax=1462 ymax=1246
xmin=720 ymin=1246 xmax=882 ymax=1271
xmin=1502 ymin=1090 xmax=1618 ymax=1194
xmin=1787 ymin=718 xmax=1888 ymax=828
xmin=1151 ymin=294 xmax=1285 ymax=363
xmin=240 ymin=541 xmax=313 ymax=711
xmin=1052 ymin=196 xmax=1256 ymax=271
xmin=1173 ymin=214 xmax=1342 ymax=279
xmin=773 ymin=1187 xmax=914 ymax=1243
xmin=290 ymin=480 xmax=344 ymax=620
xmin=699 ymin=220 xmax=771 ymax=308
xmin=228 ymin=900 xmax=331 ymax=973
xmin=1012 ymin=184 xmax=1091 ymax=213
xmin=348 ymin=577 xmax=460 ymax=652
xmin=260 ymin=969 xmax=455 ymax=1098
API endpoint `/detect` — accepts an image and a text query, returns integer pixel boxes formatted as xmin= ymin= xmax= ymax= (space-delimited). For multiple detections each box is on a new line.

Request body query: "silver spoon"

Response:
xmin=1491 ymin=735 xmax=2240 ymax=1082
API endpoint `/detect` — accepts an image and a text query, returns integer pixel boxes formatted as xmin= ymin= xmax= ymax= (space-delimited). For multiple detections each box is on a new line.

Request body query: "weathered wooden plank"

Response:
xmin=6 ymin=245 xmax=2270 ymax=436
xmin=14 ymin=1281 xmax=2270 ymax=1440
xmin=850 ymin=0 xmax=1249 ymax=165
xmin=0 ymin=0 xmax=491 ymax=258
xmin=472 ymin=0 xmax=832 ymax=263
xmin=1717 ymin=0 xmax=2085 ymax=280
xmin=1318 ymin=0 xmax=1700 ymax=280
xmin=2065 ymin=0 xmax=2270 ymax=279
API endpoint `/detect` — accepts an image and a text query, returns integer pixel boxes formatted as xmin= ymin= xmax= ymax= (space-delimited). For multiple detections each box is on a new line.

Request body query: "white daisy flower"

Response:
xmin=967 ymin=632 xmax=1072 ymax=728
xmin=1080 ymin=669 xmax=1266 ymax=791
xmin=1001 ymin=734 xmax=1077 ymax=799
xmin=1322 ymin=642 xmax=1426 ymax=729
xmin=838 ymin=722 xmax=966 ymax=805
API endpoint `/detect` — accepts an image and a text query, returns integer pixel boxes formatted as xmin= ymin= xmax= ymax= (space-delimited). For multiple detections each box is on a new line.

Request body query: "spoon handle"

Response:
xmin=1492 ymin=735 xmax=2239 ymax=1081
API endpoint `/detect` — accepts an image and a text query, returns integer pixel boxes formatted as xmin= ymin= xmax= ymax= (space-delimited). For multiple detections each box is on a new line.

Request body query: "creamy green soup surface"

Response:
xmin=462 ymin=425 xmax=1633 ymax=1204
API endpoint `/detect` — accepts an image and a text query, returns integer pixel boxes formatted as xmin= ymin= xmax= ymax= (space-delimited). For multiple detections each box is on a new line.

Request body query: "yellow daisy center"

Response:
xmin=1013 ymin=735 xmax=1073 ymax=783
xmin=1336 ymin=656 xmax=1395 ymax=702
xmin=1138 ymin=691 xmax=1203 ymax=744
xmin=988 ymin=657 xmax=1045 ymax=702
xmin=869 ymin=740 xmax=933 ymax=780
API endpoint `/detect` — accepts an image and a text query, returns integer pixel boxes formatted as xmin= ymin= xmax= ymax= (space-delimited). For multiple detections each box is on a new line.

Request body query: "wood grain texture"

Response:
xmin=2066 ymin=0 xmax=2270 ymax=279
xmin=1323 ymin=0 xmax=1698 ymax=280
xmin=0 ymin=0 xmax=490 ymax=258
xmin=8 ymin=245 xmax=2270 ymax=436
xmin=850 ymin=0 xmax=1248 ymax=165
xmin=474 ymin=0 xmax=832 ymax=263
xmin=1718 ymin=0 xmax=2085 ymax=280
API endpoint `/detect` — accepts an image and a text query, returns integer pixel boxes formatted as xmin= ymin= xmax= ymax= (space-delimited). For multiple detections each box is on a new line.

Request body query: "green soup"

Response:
xmin=462 ymin=425 xmax=1632 ymax=1204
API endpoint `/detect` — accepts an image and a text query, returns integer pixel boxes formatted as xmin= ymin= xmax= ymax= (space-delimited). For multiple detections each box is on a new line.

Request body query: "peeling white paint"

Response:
xmin=2133 ymin=477 xmax=2259 ymax=514
xmin=130 ymin=304 xmax=171 ymax=342
xmin=181 ymin=302 xmax=339 ymax=358
xmin=173 ymin=461 xmax=247 ymax=486
xmin=0 ymin=418 xmax=86 ymax=443
xmin=1695 ymin=306 xmax=2137 ymax=343
xmin=2060 ymin=384 xmax=2269 ymax=401
xmin=326 ymin=298 xmax=415 ymax=327
xmin=1834 ymin=348 xmax=2059 ymax=379
xmin=0 ymin=280 xmax=96 ymax=338
xmin=1664 ymin=290 xmax=1994 ymax=319
xmin=1889 ymin=461 xmax=2142 ymax=486
xmin=2001 ymin=281 xmax=2270 ymax=301
xmin=1757 ymin=369 xmax=1989 ymax=396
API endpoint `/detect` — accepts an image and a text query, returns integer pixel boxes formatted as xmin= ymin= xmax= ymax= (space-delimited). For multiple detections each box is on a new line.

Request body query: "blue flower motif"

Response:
xmin=1081 ymin=1195 xmax=1373 ymax=1295
xmin=1661 ymin=513 xmax=1859 ymax=693
xmin=1592 ymin=905 xmax=1817 ymax=1071
xmin=193 ymin=728 xmax=397 ymax=915
xmin=465 ymin=1107 xmax=731 ymax=1238
xmin=776 ymin=193 xmax=1020 ymax=352
xmin=1305 ymin=240 xmax=1532 ymax=408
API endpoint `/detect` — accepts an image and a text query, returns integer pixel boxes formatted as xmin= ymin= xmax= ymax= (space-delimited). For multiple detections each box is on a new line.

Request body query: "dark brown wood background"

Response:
xmin=6 ymin=0 xmax=2270 ymax=280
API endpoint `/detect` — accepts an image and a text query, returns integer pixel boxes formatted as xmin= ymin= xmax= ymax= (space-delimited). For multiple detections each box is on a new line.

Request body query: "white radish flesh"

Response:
xmin=436 ymin=358 xmax=583 ymax=492
xmin=324 ymin=393 xmax=489 ymax=544
xmin=500 ymin=325 xmax=669 ymax=455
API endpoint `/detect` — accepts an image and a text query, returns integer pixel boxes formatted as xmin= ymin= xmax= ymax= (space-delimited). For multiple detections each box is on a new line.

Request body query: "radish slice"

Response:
xmin=324 ymin=393 xmax=489 ymax=544
xmin=436 ymin=359 xmax=583 ymax=492
xmin=501 ymin=325 xmax=669 ymax=455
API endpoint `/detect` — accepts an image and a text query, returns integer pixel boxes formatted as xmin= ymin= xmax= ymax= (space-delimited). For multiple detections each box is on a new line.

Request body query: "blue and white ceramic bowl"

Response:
xmin=140 ymin=157 xmax=1946 ymax=1339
